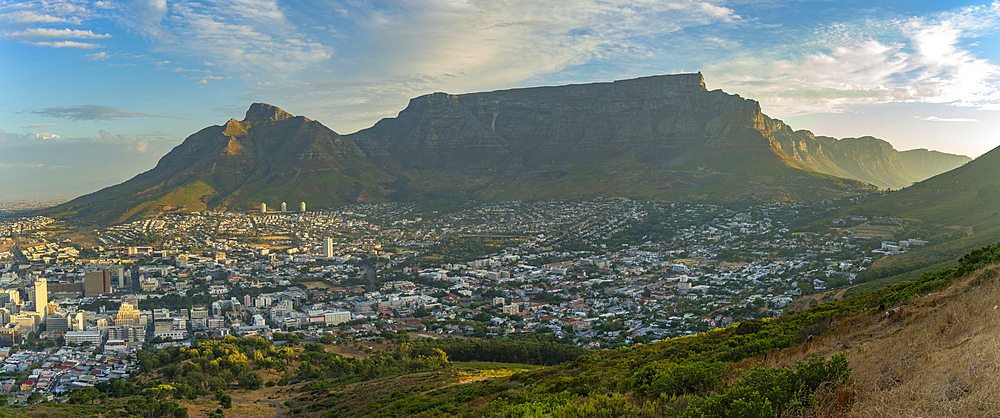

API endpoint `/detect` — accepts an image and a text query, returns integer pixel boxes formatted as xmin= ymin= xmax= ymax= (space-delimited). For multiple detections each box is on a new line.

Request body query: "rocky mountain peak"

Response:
xmin=244 ymin=103 xmax=294 ymax=122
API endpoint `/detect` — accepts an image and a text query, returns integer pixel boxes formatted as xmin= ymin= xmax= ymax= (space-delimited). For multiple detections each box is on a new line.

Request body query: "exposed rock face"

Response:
xmin=771 ymin=128 xmax=971 ymax=190
xmin=351 ymin=73 xmax=793 ymax=173
xmin=349 ymin=72 xmax=966 ymax=192
xmin=244 ymin=103 xmax=294 ymax=122
xmin=46 ymin=104 xmax=391 ymax=223
xmin=43 ymin=74 xmax=971 ymax=223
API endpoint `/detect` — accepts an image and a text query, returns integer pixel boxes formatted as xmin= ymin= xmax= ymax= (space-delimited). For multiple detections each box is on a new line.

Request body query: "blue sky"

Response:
xmin=2 ymin=0 xmax=999 ymax=199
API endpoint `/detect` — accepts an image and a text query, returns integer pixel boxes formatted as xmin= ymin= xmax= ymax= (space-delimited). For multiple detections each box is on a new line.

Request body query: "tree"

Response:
xmin=238 ymin=371 xmax=264 ymax=390
xmin=219 ymin=392 xmax=232 ymax=409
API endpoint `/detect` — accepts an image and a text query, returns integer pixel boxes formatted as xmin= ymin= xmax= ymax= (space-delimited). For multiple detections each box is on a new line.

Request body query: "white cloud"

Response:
xmin=0 ymin=128 xmax=159 ymax=153
xmin=239 ymin=0 xmax=741 ymax=132
xmin=6 ymin=28 xmax=111 ymax=39
xmin=917 ymin=116 xmax=978 ymax=122
xmin=705 ymin=2 xmax=1000 ymax=117
xmin=85 ymin=51 xmax=110 ymax=60
xmin=352 ymin=0 xmax=738 ymax=91
xmin=0 ymin=10 xmax=67 ymax=24
xmin=20 ymin=123 xmax=62 ymax=129
xmin=32 ymin=41 xmax=102 ymax=49
xmin=116 ymin=0 xmax=330 ymax=74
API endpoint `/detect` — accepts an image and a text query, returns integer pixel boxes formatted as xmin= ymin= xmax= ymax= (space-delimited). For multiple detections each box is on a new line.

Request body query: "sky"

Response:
xmin=2 ymin=0 xmax=999 ymax=200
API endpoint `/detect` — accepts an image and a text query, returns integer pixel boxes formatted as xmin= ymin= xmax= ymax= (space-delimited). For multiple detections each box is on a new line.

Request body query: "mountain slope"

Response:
xmin=349 ymin=73 xmax=963 ymax=200
xmin=41 ymin=74 xmax=970 ymax=224
xmin=43 ymin=104 xmax=394 ymax=224
xmin=771 ymin=129 xmax=970 ymax=190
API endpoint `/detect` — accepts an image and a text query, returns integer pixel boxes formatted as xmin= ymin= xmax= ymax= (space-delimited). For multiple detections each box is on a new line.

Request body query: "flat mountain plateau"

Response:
xmin=40 ymin=74 xmax=968 ymax=225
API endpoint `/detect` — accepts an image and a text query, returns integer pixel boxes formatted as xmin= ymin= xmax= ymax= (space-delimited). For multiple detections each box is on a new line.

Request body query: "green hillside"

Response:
xmin=830 ymin=145 xmax=1000 ymax=285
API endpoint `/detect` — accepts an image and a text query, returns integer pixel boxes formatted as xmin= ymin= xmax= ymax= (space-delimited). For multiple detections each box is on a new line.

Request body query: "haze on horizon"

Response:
xmin=2 ymin=0 xmax=999 ymax=200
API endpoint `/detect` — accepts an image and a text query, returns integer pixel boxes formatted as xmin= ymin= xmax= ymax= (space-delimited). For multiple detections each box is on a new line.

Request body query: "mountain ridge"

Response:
xmin=40 ymin=74 xmax=969 ymax=224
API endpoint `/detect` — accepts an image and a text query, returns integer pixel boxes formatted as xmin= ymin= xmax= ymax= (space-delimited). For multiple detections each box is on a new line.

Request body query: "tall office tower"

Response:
xmin=33 ymin=277 xmax=47 ymax=312
xmin=281 ymin=202 xmax=287 ymax=212
xmin=115 ymin=301 xmax=141 ymax=326
xmin=300 ymin=202 xmax=306 ymax=212
xmin=261 ymin=203 xmax=267 ymax=213
xmin=84 ymin=271 xmax=111 ymax=297
xmin=112 ymin=265 xmax=126 ymax=288
xmin=74 ymin=311 xmax=86 ymax=331
xmin=322 ymin=237 xmax=334 ymax=258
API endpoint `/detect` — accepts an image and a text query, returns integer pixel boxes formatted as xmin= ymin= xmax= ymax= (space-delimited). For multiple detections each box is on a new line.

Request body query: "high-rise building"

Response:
xmin=300 ymin=202 xmax=306 ymax=212
xmin=84 ymin=271 xmax=111 ymax=297
xmin=322 ymin=237 xmax=334 ymax=258
xmin=111 ymin=265 xmax=126 ymax=288
xmin=33 ymin=277 xmax=47 ymax=313
xmin=74 ymin=311 xmax=86 ymax=331
xmin=261 ymin=202 xmax=267 ymax=213
xmin=281 ymin=202 xmax=287 ymax=212
xmin=115 ymin=301 xmax=141 ymax=326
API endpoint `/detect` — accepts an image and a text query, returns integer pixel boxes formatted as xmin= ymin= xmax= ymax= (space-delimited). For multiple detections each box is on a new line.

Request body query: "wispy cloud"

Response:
xmin=20 ymin=123 xmax=62 ymax=129
xmin=6 ymin=28 xmax=111 ymax=40
xmin=85 ymin=51 xmax=109 ymax=60
xmin=352 ymin=0 xmax=739 ymax=91
xmin=705 ymin=2 xmax=1000 ymax=117
xmin=0 ymin=1 xmax=108 ymax=49
xmin=117 ymin=0 xmax=330 ymax=74
xmin=241 ymin=0 xmax=742 ymax=132
xmin=917 ymin=116 xmax=978 ymax=122
xmin=31 ymin=105 xmax=185 ymax=121
xmin=0 ymin=10 xmax=69 ymax=24
xmin=0 ymin=128 xmax=163 ymax=153
xmin=32 ymin=40 xmax=102 ymax=49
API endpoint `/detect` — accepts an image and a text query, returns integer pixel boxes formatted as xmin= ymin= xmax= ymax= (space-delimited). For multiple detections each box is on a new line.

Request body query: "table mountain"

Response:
xmin=43 ymin=74 xmax=969 ymax=224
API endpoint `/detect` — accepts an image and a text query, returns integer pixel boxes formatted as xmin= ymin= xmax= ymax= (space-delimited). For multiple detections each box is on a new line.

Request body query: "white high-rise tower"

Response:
xmin=281 ymin=202 xmax=287 ymax=212
xmin=300 ymin=202 xmax=306 ymax=212
xmin=33 ymin=277 xmax=47 ymax=314
xmin=322 ymin=237 xmax=334 ymax=258
xmin=261 ymin=203 xmax=267 ymax=213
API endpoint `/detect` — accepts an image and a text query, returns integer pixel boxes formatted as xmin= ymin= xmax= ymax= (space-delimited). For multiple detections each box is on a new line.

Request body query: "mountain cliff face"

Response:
xmin=43 ymin=75 xmax=970 ymax=223
xmin=349 ymin=74 xmax=966 ymax=198
xmin=350 ymin=74 xmax=804 ymax=174
xmin=45 ymin=104 xmax=393 ymax=223
xmin=770 ymin=127 xmax=971 ymax=190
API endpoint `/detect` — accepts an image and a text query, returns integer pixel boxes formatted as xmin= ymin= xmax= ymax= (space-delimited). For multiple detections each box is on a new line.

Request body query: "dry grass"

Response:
xmin=300 ymin=281 xmax=331 ymax=290
xmin=741 ymin=265 xmax=1000 ymax=417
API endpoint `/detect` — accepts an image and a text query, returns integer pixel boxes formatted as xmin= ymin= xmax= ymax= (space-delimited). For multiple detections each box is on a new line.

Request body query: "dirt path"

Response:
xmin=232 ymin=398 xmax=289 ymax=418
